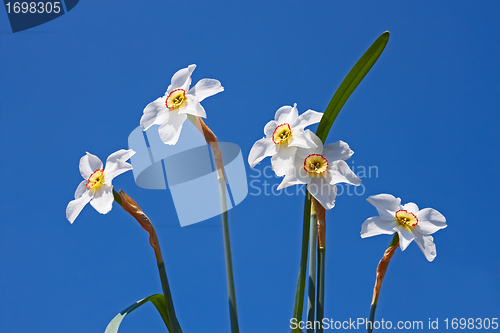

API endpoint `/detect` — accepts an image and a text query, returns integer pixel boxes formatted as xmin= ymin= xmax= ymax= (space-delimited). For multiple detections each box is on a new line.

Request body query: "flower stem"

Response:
xmin=313 ymin=199 xmax=326 ymax=333
xmin=157 ymin=261 xmax=182 ymax=333
xmin=114 ymin=189 xmax=182 ymax=333
xmin=316 ymin=247 xmax=325 ymax=333
xmin=196 ymin=118 xmax=240 ymax=333
xmin=222 ymin=209 xmax=239 ymax=333
xmin=367 ymin=233 xmax=399 ymax=333
xmin=291 ymin=191 xmax=311 ymax=333
xmin=219 ymin=180 xmax=239 ymax=333
xmin=368 ymin=304 xmax=376 ymax=333
xmin=306 ymin=203 xmax=317 ymax=333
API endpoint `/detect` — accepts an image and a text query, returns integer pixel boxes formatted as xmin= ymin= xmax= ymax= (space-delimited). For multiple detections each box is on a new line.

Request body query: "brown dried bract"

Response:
xmin=312 ymin=197 xmax=326 ymax=249
xmin=371 ymin=242 xmax=399 ymax=306
xmin=119 ymin=190 xmax=163 ymax=264
xmin=198 ymin=118 xmax=225 ymax=178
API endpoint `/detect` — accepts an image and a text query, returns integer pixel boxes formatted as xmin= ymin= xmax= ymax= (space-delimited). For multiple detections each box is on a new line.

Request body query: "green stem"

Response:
xmin=367 ymin=303 xmax=376 ymax=333
xmin=113 ymin=189 xmax=182 ymax=333
xmin=158 ymin=262 xmax=182 ymax=333
xmin=316 ymin=247 xmax=325 ymax=333
xmin=388 ymin=233 xmax=399 ymax=247
xmin=112 ymin=189 xmax=122 ymax=206
xmin=306 ymin=208 xmax=317 ymax=333
xmin=292 ymin=191 xmax=312 ymax=333
xmin=218 ymin=176 xmax=240 ymax=333
xmin=195 ymin=117 xmax=240 ymax=333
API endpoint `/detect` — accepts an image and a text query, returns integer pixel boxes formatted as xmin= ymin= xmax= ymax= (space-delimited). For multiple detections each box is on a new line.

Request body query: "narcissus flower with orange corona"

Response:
xmin=248 ymin=103 xmax=323 ymax=176
xmin=140 ymin=64 xmax=224 ymax=145
xmin=277 ymin=132 xmax=361 ymax=209
xmin=66 ymin=149 xmax=136 ymax=223
xmin=361 ymin=193 xmax=447 ymax=261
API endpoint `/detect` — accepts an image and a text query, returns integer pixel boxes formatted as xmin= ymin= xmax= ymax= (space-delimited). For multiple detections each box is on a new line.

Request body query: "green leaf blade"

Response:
xmin=104 ymin=294 xmax=170 ymax=333
xmin=292 ymin=31 xmax=390 ymax=332
xmin=291 ymin=191 xmax=311 ymax=333
xmin=316 ymin=31 xmax=390 ymax=142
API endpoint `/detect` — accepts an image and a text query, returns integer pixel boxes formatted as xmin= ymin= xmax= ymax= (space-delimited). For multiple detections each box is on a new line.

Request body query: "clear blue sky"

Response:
xmin=1 ymin=1 xmax=499 ymax=332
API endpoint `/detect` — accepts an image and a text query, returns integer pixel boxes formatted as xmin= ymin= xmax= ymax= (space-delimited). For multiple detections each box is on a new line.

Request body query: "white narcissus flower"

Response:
xmin=277 ymin=132 xmax=361 ymax=209
xmin=248 ymin=103 xmax=323 ymax=176
xmin=140 ymin=64 xmax=224 ymax=145
xmin=66 ymin=149 xmax=136 ymax=223
xmin=360 ymin=194 xmax=447 ymax=262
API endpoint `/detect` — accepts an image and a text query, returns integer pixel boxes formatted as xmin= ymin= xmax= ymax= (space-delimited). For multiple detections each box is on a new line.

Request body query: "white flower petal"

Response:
xmin=140 ymin=97 xmax=169 ymax=131
xmin=360 ymin=216 xmax=397 ymax=238
xmin=275 ymin=104 xmax=299 ymax=125
xmin=296 ymin=109 xmax=323 ymax=129
xmin=271 ymin=145 xmax=297 ymax=177
xmin=66 ymin=190 xmax=92 ymax=223
xmin=417 ymin=207 xmax=446 ymax=225
xmin=248 ymin=138 xmax=277 ymax=167
xmin=296 ymin=130 xmax=323 ymax=158
xmin=264 ymin=120 xmax=277 ymax=137
xmin=179 ymin=94 xmax=207 ymax=118
xmin=90 ymin=185 xmax=114 ymax=214
xmin=322 ymin=141 xmax=354 ymax=162
xmin=277 ymin=157 xmax=310 ymax=190
xmin=155 ymin=109 xmax=170 ymax=126
xmin=103 ymin=149 xmax=136 ymax=183
xmin=396 ymin=226 xmax=415 ymax=251
xmin=366 ymin=194 xmax=402 ymax=220
xmin=277 ymin=173 xmax=307 ymax=190
xmin=413 ymin=229 xmax=437 ymax=262
xmin=79 ymin=152 xmax=103 ymax=179
xmin=327 ymin=160 xmax=361 ymax=186
xmin=188 ymin=78 xmax=224 ymax=102
xmin=74 ymin=180 xmax=88 ymax=199
xmin=403 ymin=202 xmax=419 ymax=215
xmin=416 ymin=208 xmax=447 ymax=235
xmin=157 ymin=111 xmax=188 ymax=145
xmin=278 ymin=157 xmax=311 ymax=190
xmin=308 ymin=179 xmax=337 ymax=210
xmin=288 ymin=128 xmax=317 ymax=149
xmin=167 ymin=64 xmax=196 ymax=94
xmin=363 ymin=194 xmax=444 ymax=260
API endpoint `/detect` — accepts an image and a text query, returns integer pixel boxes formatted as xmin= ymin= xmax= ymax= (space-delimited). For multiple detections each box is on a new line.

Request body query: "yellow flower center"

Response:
xmin=303 ymin=154 xmax=328 ymax=176
xmin=86 ymin=169 xmax=105 ymax=191
xmin=272 ymin=123 xmax=292 ymax=144
xmin=166 ymin=89 xmax=187 ymax=110
xmin=395 ymin=209 xmax=418 ymax=227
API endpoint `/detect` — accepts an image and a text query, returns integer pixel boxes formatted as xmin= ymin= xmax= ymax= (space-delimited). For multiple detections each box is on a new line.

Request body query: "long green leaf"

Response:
xmin=292 ymin=31 xmax=390 ymax=331
xmin=306 ymin=207 xmax=318 ymax=333
xmin=291 ymin=191 xmax=311 ymax=333
xmin=316 ymin=31 xmax=390 ymax=143
xmin=105 ymin=294 xmax=170 ymax=333
xmin=316 ymin=247 xmax=326 ymax=333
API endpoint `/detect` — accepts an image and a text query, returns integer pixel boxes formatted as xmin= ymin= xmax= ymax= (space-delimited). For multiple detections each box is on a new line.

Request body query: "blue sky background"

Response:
xmin=1 ymin=1 xmax=499 ymax=332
